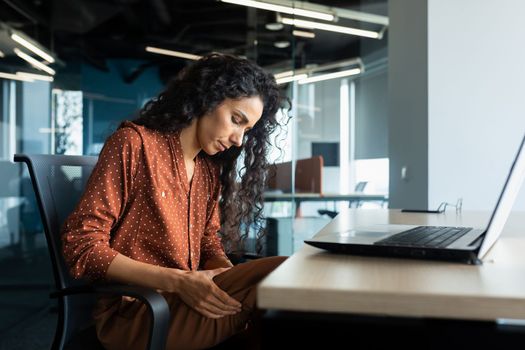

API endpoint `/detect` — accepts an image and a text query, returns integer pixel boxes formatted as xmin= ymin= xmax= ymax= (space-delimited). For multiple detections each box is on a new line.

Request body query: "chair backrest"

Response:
xmin=267 ymin=156 xmax=324 ymax=194
xmin=354 ymin=181 xmax=368 ymax=193
xmin=14 ymin=154 xmax=102 ymax=348
xmin=14 ymin=154 xmax=98 ymax=291
xmin=14 ymin=153 xmax=171 ymax=350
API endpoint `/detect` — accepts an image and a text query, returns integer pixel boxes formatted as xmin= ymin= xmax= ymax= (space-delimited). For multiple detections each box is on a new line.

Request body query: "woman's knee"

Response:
xmin=213 ymin=256 xmax=286 ymax=293
xmin=257 ymin=255 xmax=287 ymax=273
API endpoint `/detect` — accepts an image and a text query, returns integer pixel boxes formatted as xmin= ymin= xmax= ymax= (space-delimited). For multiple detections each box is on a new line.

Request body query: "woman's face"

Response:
xmin=197 ymin=96 xmax=264 ymax=155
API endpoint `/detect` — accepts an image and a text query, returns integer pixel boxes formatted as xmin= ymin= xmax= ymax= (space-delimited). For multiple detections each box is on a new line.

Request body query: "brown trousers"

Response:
xmin=94 ymin=256 xmax=287 ymax=350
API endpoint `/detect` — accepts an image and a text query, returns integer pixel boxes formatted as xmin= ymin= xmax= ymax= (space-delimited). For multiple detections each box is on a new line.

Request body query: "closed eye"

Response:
xmin=232 ymin=111 xmax=253 ymax=133
xmin=231 ymin=115 xmax=241 ymax=125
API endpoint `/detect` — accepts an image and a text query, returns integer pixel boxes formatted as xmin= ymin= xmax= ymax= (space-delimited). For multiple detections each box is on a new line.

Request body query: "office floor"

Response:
xmin=0 ymin=305 xmax=55 ymax=350
xmin=0 ymin=245 xmax=55 ymax=350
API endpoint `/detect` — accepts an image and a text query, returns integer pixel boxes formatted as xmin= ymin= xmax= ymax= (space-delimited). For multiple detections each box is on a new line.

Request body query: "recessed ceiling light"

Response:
xmin=145 ymin=46 xmax=202 ymax=60
xmin=276 ymin=73 xmax=308 ymax=85
xmin=274 ymin=41 xmax=290 ymax=49
xmin=298 ymin=68 xmax=362 ymax=84
xmin=265 ymin=22 xmax=284 ymax=31
xmin=280 ymin=16 xmax=382 ymax=39
xmin=0 ymin=71 xmax=34 ymax=82
xmin=10 ymin=32 xmax=55 ymax=63
xmin=293 ymin=30 xmax=316 ymax=38
xmin=14 ymin=48 xmax=56 ymax=75
xmin=220 ymin=0 xmax=335 ymax=21
xmin=16 ymin=72 xmax=54 ymax=82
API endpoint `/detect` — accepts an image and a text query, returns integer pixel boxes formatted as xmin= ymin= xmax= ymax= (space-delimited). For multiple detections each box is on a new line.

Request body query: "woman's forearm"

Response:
xmin=106 ymin=253 xmax=183 ymax=291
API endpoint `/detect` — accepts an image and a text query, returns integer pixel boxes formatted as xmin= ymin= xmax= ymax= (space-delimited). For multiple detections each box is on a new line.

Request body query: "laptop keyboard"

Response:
xmin=374 ymin=226 xmax=473 ymax=248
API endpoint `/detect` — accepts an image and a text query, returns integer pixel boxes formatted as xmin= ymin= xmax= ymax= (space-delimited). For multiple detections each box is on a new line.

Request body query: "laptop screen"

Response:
xmin=478 ymin=134 xmax=525 ymax=258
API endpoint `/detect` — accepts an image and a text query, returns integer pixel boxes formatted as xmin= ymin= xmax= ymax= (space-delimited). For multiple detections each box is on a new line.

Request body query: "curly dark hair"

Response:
xmin=132 ymin=53 xmax=284 ymax=256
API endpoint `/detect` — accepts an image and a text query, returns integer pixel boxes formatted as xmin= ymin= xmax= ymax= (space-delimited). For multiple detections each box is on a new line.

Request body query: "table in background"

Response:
xmin=263 ymin=192 xmax=389 ymax=216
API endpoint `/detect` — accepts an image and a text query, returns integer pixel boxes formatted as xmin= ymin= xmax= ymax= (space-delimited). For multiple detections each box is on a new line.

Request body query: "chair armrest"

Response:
xmin=51 ymin=284 xmax=169 ymax=350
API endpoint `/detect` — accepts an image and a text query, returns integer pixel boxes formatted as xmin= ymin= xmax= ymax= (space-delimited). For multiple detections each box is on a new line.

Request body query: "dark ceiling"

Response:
xmin=0 ymin=0 xmax=387 ymax=81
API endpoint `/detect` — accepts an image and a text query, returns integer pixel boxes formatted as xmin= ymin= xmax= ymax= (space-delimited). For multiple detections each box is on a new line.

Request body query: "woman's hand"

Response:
xmin=168 ymin=267 xmax=242 ymax=319
xmin=106 ymin=254 xmax=241 ymax=319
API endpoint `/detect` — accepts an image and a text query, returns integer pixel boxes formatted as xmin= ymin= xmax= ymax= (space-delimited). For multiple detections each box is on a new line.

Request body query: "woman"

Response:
xmin=61 ymin=53 xmax=287 ymax=349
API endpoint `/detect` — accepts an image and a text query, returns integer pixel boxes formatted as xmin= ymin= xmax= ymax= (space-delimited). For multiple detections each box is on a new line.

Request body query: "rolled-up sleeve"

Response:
xmin=61 ymin=127 xmax=142 ymax=281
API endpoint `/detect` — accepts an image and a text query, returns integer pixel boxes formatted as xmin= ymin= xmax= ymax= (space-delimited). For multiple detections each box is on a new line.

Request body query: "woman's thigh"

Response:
xmin=95 ymin=256 xmax=286 ymax=350
xmin=164 ymin=256 xmax=287 ymax=349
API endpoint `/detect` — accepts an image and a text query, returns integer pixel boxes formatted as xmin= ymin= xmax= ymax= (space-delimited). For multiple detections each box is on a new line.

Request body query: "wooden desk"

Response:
xmin=258 ymin=209 xmax=525 ymax=321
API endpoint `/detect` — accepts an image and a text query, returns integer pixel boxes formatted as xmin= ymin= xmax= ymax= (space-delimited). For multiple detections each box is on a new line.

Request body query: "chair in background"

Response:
xmin=14 ymin=154 xmax=169 ymax=350
xmin=317 ymin=181 xmax=368 ymax=219
xmin=350 ymin=181 xmax=368 ymax=208
xmin=267 ymin=156 xmax=324 ymax=194
xmin=266 ymin=156 xmax=324 ymax=217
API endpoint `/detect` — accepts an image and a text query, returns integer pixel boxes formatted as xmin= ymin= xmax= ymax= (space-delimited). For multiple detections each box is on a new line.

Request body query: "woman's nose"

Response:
xmin=230 ymin=130 xmax=244 ymax=147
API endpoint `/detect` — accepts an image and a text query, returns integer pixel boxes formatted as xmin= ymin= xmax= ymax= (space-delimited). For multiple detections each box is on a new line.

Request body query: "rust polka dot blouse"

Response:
xmin=61 ymin=121 xmax=227 ymax=281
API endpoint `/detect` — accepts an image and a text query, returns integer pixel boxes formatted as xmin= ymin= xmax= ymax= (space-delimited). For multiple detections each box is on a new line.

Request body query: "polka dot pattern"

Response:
xmin=61 ymin=121 xmax=227 ymax=281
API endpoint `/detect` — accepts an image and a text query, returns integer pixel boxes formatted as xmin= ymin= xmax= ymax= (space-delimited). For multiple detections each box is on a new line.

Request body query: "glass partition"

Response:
xmin=0 ymin=1 xmax=389 ymax=343
xmin=0 ymin=79 xmax=55 ymax=344
xmin=262 ymin=1 xmax=390 ymax=255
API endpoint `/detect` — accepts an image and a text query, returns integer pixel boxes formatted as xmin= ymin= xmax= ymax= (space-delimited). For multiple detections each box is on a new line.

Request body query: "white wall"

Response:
xmin=427 ymin=0 xmax=525 ymax=210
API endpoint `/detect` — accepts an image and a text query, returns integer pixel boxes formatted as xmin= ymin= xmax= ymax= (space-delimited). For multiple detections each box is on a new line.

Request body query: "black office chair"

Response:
xmin=14 ymin=154 xmax=170 ymax=350
xmin=318 ymin=181 xmax=368 ymax=218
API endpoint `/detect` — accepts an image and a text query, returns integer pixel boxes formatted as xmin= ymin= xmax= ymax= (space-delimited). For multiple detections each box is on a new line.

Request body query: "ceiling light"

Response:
xmin=10 ymin=32 xmax=55 ymax=63
xmin=14 ymin=48 xmax=56 ymax=75
xmin=0 ymin=71 xmax=34 ymax=82
xmin=280 ymin=17 xmax=381 ymax=39
xmin=307 ymin=57 xmax=364 ymax=74
xmin=274 ymin=70 xmax=294 ymax=79
xmin=220 ymin=0 xmax=334 ymax=21
xmin=274 ymin=40 xmax=290 ymax=49
xmin=293 ymin=30 xmax=315 ymax=38
xmin=145 ymin=46 xmax=202 ymax=60
xmin=276 ymin=73 xmax=308 ymax=85
xmin=336 ymin=8 xmax=389 ymax=26
xmin=265 ymin=22 xmax=283 ymax=31
xmin=16 ymin=72 xmax=54 ymax=82
xmin=298 ymin=68 xmax=361 ymax=85
xmin=275 ymin=57 xmax=363 ymax=84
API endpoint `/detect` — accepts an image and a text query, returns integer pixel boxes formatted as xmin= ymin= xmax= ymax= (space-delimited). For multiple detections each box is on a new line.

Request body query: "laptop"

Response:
xmin=305 ymin=134 xmax=525 ymax=265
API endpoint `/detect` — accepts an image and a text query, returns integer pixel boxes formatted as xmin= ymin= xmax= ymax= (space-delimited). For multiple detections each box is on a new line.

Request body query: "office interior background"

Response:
xmin=1 ymin=0 xmax=525 ymax=348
